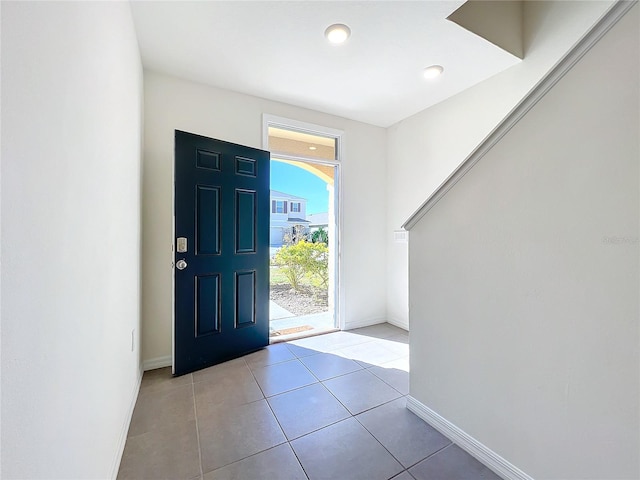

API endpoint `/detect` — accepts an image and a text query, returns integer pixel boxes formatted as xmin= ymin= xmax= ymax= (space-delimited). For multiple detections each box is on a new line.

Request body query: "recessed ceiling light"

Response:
xmin=423 ymin=65 xmax=444 ymax=79
xmin=325 ymin=24 xmax=351 ymax=45
xmin=309 ymin=146 xmax=317 ymax=150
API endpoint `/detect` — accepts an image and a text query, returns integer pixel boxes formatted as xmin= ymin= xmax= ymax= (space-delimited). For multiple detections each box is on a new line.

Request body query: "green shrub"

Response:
xmin=311 ymin=227 xmax=329 ymax=245
xmin=273 ymin=241 xmax=329 ymax=292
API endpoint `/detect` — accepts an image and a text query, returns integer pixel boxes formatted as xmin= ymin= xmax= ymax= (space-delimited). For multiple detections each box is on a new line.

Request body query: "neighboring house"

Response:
xmin=270 ymin=190 xmax=310 ymax=247
xmin=307 ymin=212 xmax=328 ymax=233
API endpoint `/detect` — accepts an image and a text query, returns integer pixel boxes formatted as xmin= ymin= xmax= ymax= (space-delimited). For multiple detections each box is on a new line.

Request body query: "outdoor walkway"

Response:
xmin=269 ymin=300 xmax=336 ymax=341
xmin=269 ymin=300 xmax=295 ymax=320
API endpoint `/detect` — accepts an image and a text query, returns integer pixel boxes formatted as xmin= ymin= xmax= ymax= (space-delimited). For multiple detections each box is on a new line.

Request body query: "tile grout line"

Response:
xmin=248 ymin=360 xmax=317 ymax=397
xmin=366 ymin=366 xmax=409 ymax=396
xmin=253 ymin=358 xmax=354 ymax=441
xmin=287 ymin=341 xmax=407 ymax=386
xmin=317 ymin=378 xmax=356 ymax=416
xmin=349 ymin=392 xmax=406 ymax=416
xmin=286 ymin=415 xmax=352 ymax=442
xmin=306 ymin=338 xmax=411 ymax=475
xmin=351 ymin=396 xmax=452 ymax=476
xmin=245 ymin=354 xmax=310 ymax=479
xmin=282 ymin=341 xmax=357 ymax=417
xmin=261 ymin=390 xmax=310 ymax=479
xmin=199 ymin=356 xmax=289 ymax=477
xmin=295 ymin=351 xmax=324 ymax=383
xmin=277 ymin=344 xmax=363 ymax=479
xmin=280 ymin=339 xmax=407 ymax=416
xmin=408 ymin=442 xmax=455 ymax=471
xmin=190 ymin=374 xmax=204 ymax=480
xmin=304 ymin=380 xmax=405 ymax=478
xmin=289 ymin=449 xmax=311 ymax=480
xmin=244 ymin=353 xmax=284 ymax=434
xmin=198 ymin=329 xmax=408 ymax=478
xmin=297 ymin=362 xmax=365 ymax=383
xmin=275 ymin=341 xmax=397 ymax=478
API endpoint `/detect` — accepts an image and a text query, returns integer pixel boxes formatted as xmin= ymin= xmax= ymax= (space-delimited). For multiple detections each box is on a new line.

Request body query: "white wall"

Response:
xmin=386 ymin=0 xmax=615 ymax=329
xmin=142 ymin=72 xmax=387 ymax=363
xmin=1 ymin=2 xmax=143 ymax=478
xmin=408 ymin=5 xmax=638 ymax=478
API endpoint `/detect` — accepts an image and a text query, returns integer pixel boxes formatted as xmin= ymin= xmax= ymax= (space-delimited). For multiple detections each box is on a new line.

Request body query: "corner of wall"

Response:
xmin=110 ymin=368 xmax=143 ymax=479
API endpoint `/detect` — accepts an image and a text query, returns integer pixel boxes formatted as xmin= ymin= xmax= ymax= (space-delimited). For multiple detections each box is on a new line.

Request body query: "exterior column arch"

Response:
xmin=271 ymin=158 xmax=335 ymax=185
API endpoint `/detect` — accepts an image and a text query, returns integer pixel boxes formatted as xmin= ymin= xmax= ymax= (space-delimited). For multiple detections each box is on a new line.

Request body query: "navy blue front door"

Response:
xmin=174 ymin=130 xmax=270 ymax=376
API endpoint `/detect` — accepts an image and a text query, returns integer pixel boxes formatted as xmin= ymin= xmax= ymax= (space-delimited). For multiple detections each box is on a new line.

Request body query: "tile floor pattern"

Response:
xmin=118 ymin=323 xmax=502 ymax=480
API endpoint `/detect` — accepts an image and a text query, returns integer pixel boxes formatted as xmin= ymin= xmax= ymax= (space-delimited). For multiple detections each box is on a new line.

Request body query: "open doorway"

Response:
xmin=264 ymin=117 xmax=342 ymax=342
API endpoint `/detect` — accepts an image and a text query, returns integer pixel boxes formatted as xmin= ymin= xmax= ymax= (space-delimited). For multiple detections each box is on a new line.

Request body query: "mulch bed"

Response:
xmin=269 ymin=283 xmax=328 ymax=316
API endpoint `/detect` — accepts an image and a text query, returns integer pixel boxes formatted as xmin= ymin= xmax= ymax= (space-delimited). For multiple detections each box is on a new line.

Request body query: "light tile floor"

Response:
xmin=118 ymin=323 xmax=502 ymax=480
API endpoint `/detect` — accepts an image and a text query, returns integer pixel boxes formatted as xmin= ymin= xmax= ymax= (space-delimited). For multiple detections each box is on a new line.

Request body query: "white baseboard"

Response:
xmin=142 ymin=355 xmax=172 ymax=371
xmin=386 ymin=317 xmax=409 ymax=331
xmin=111 ymin=367 xmax=143 ymax=479
xmin=406 ymin=396 xmax=533 ymax=480
xmin=343 ymin=317 xmax=387 ymax=330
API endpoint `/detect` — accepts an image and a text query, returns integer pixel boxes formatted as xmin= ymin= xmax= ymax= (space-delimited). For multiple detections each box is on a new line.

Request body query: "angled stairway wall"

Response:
xmin=405 ymin=3 xmax=638 ymax=478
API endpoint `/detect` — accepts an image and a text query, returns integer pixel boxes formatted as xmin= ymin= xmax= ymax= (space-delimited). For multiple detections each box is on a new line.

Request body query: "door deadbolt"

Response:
xmin=176 ymin=237 xmax=187 ymax=253
xmin=176 ymin=259 xmax=188 ymax=270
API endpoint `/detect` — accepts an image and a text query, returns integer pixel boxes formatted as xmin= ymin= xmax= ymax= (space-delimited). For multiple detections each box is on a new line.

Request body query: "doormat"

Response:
xmin=271 ymin=325 xmax=314 ymax=336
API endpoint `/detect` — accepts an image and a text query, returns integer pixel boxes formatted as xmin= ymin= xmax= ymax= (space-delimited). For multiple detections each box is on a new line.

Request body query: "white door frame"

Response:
xmin=262 ymin=114 xmax=344 ymax=330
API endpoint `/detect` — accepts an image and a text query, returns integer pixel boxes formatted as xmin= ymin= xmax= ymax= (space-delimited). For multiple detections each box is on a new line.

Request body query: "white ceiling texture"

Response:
xmin=131 ymin=1 xmax=521 ymax=128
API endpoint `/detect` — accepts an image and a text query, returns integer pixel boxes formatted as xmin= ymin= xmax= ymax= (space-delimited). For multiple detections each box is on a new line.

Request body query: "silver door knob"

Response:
xmin=176 ymin=259 xmax=188 ymax=270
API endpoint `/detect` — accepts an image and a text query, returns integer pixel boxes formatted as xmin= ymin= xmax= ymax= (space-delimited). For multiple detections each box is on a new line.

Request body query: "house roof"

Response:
xmin=307 ymin=212 xmax=329 ymax=226
xmin=286 ymin=217 xmax=310 ymax=224
xmin=270 ymin=190 xmax=306 ymax=201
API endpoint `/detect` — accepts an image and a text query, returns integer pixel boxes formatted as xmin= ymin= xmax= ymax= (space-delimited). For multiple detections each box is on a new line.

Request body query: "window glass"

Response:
xmin=268 ymin=127 xmax=336 ymax=161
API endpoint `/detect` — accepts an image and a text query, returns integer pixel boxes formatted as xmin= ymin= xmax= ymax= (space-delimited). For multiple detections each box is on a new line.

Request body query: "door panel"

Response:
xmin=174 ymin=130 xmax=270 ymax=376
xmin=236 ymin=271 xmax=256 ymax=326
xmin=235 ymin=189 xmax=256 ymax=253
xmin=196 ymin=185 xmax=221 ymax=255
xmin=195 ymin=273 xmax=220 ymax=336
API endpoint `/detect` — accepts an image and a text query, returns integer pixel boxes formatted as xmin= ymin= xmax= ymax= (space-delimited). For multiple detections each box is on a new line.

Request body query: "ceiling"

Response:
xmin=130 ymin=1 xmax=521 ymax=128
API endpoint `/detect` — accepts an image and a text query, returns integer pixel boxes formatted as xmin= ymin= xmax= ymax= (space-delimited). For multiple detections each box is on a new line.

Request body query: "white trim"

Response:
xmin=403 ymin=0 xmax=636 ymax=230
xmin=342 ymin=317 xmax=388 ymax=330
xmin=334 ymin=165 xmax=344 ymax=330
xmin=110 ymin=368 xmax=143 ymax=479
xmin=143 ymin=355 xmax=172 ymax=371
xmin=262 ymin=114 xmax=344 ymax=147
xmin=262 ymin=114 xmax=345 ymax=331
xmin=386 ymin=317 xmax=409 ymax=331
xmin=406 ymin=396 xmax=534 ymax=480
xmin=270 ymin=152 xmax=341 ymax=167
